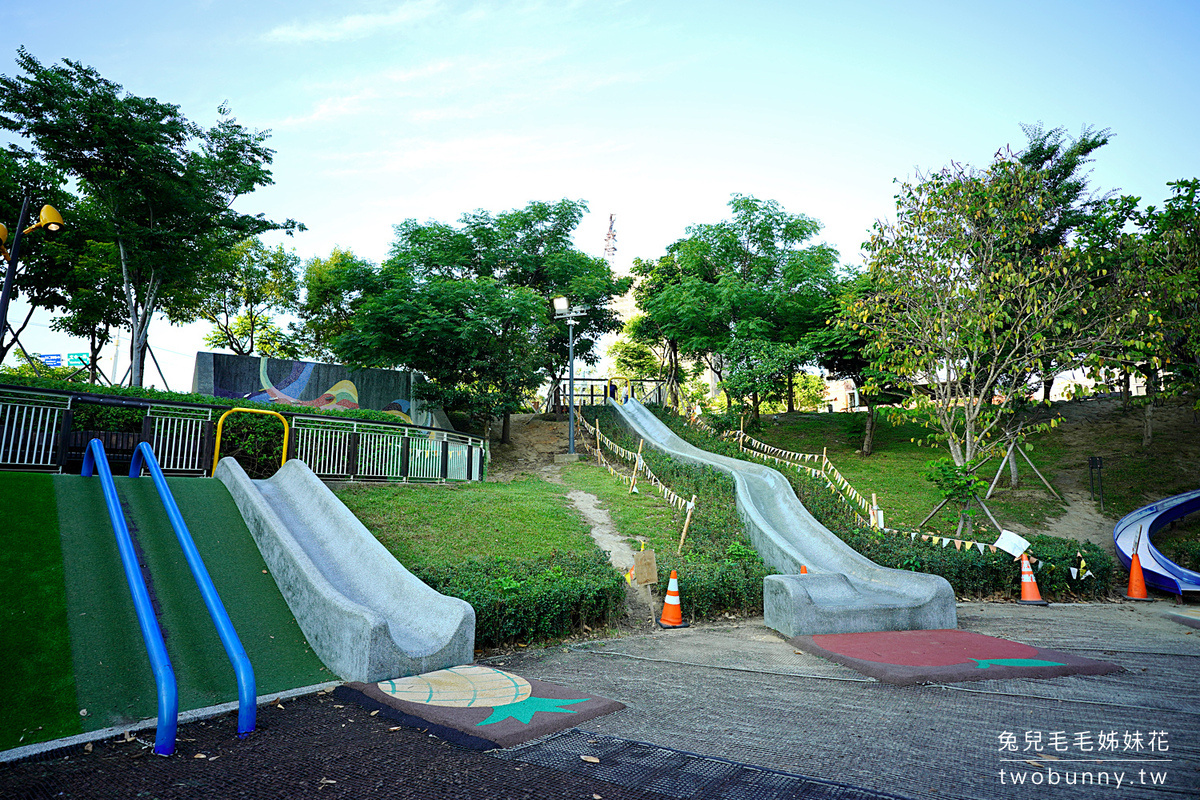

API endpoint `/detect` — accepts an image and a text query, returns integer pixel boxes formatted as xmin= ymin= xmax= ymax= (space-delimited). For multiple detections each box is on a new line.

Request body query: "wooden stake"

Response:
xmin=973 ymin=494 xmax=1004 ymax=532
xmin=596 ymin=424 xmax=601 ymax=465
xmin=871 ymin=492 xmax=879 ymax=528
xmin=677 ymin=495 xmax=697 ymax=554
xmin=1016 ymin=446 xmax=1063 ymax=501
xmin=985 ymin=440 xmax=1017 ymax=500
xmin=918 ymin=497 xmax=951 ymax=529
xmin=629 ymin=439 xmax=644 ymax=494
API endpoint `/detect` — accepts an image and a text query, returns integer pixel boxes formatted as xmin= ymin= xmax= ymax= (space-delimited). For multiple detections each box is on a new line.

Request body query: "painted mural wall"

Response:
xmin=192 ymin=352 xmax=450 ymax=429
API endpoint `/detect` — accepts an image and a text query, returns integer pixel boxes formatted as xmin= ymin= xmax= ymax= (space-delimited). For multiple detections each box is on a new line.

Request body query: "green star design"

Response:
xmin=970 ymin=658 xmax=1066 ymax=669
xmin=476 ymin=696 xmax=589 ymax=726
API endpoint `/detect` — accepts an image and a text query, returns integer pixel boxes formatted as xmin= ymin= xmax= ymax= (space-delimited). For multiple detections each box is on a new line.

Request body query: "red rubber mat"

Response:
xmin=790 ymin=629 xmax=1122 ymax=685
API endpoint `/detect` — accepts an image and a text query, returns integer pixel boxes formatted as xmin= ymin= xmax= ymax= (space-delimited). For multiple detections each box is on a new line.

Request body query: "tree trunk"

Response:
xmin=501 ymin=411 xmax=511 ymax=444
xmin=751 ymin=390 xmax=760 ymax=423
xmin=1121 ymin=370 xmax=1131 ymax=412
xmin=786 ymin=372 xmax=795 ymax=413
xmin=1142 ymin=368 xmax=1157 ymax=447
xmin=1009 ymin=444 xmax=1020 ymax=488
xmin=861 ymin=401 xmax=876 ymax=456
xmin=1042 ymin=376 xmax=1053 ymax=403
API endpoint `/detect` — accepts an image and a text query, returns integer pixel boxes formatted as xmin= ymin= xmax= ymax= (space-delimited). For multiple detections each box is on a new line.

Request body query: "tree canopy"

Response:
xmin=633 ymin=194 xmax=839 ymax=417
xmin=845 ymin=154 xmax=1120 ymax=467
xmin=0 ymin=47 xmax=301 ymax=385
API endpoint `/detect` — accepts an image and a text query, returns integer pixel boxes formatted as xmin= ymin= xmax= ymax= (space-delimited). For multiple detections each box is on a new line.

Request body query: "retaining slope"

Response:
xmin=608 ymin=399 xmax=956 ymax=636
xmin=215 ymin=457 xmax=475 ymax=682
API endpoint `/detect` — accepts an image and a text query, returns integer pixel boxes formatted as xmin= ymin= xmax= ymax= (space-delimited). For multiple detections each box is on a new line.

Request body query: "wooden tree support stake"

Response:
xmin=677 ymin=494 xmax=697 ymax=554
xmin=629 ymin=439 xmax=644 ymax=494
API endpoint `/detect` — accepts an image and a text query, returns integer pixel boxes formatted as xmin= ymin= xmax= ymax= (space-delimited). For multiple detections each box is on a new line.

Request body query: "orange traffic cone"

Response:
xmin=1017 ymin=553 xmax=1048 ymax=606
xmin=658 ymin=570 xmax=689 ymax=629
xmin=800 ymin=565 xmax=808 ymax=574
xmin=1125 ymin=553 xmax=1153 ymax=601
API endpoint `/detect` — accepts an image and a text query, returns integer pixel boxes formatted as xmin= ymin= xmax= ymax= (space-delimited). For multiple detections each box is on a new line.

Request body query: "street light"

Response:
xmin=1 ymin=197 xmax=66 ymax=356
xmin=552 ymin=295 xmax=588 ymax=455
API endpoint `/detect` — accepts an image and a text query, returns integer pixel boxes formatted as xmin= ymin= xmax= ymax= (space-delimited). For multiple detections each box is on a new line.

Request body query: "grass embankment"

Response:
xmin=581 ymin=405 xmax=768 ymax=618
xmin=0 ymin=473 xmax=78 ymax=751
xmin=740 ymin=411 xmax=1070 ymax=537
xmin=335 ymin=478 xmax=626 ymax=646
xmin=657 ymin=408 xmax=1115 ymax=600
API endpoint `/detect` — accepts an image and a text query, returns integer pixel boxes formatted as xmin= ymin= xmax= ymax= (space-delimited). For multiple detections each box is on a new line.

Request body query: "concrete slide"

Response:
xmin=215 ymin=457 xmax=475 ymax=683
xmin=608 ymin=398 xmax=956 ymax=636
xmin=1114 ymin=488 xmax=1200 ymax=596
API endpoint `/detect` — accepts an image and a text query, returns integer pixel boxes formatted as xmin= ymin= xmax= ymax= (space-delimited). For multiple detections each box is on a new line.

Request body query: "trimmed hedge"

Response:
xmin=408 ymin=551 xmax=626 ymax=647
xmin=651 ymin=405 xmax=1117 ymax=601
xmin=585 ymin=406 xmax=769 ymax=619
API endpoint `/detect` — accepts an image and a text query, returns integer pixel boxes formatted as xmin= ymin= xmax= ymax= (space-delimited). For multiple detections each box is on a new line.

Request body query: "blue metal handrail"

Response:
xmin=131 ymin=442 xmax=256 ymax=736
xmin=81 ymin=439 xmax=178 ymax=755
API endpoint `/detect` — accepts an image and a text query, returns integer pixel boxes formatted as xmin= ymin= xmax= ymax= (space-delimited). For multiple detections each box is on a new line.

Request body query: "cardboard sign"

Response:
xmin=634 ymin=549 xmax=658 ymax=586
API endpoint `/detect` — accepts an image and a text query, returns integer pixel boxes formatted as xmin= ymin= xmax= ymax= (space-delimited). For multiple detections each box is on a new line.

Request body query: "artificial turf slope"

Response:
xmin=45 ymin=475 xmax=330 ymax=739
xmin=0 ymin=473 xmax=79 ymax=751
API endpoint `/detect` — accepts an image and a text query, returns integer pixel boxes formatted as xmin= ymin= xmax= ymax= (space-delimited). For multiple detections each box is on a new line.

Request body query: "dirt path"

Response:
xmin=485 ymin=413 xmax=636 ymax=571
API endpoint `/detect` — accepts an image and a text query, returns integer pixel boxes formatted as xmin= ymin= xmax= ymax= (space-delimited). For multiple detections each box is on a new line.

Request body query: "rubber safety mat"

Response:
xmin=497 ymin=728 xmax=913 ymax=800
xmin=337 ymin=665 xmax=624 ymax=749
xmin=789 ymin=628 xmax=1122 ymax=685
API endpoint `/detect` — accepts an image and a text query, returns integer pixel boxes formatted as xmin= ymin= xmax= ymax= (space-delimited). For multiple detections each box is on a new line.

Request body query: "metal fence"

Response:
xmin=291 ymin=415 xmax=484 ymax=482
xmin=0 ymin=383 xmax=484 ymax=482
xmin=0 ymin=388 xmax=71 ymax=471
xmin=552 ymin=377 xmax=668 ymax=410
xmin=142 ymin=405 xmax=214 ymax=475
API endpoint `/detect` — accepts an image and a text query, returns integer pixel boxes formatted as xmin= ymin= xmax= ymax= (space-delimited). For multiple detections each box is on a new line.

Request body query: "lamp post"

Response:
xmin=1 ymin=198 xmax=66 ymax=352
xmin=552 ymin=296 xmax=588 ymax=455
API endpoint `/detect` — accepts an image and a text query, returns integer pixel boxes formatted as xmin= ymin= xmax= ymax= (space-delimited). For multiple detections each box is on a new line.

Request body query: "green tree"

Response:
xmin=0 ymin=148 xmax=75 ymax=368
xmin=386 ymin=199 xmax=629 ymax=388
xmin=847 ymin=154 xmax=1119 ymax=467
xmin=283 ymin=248 xmax=377 ymax=362
xmin=1015 ymin=123 xmax=1112 ymax=400
xmin=813 ymin=273 xmax=904 ymax=455
xmin=1082 ymin=180 xmax=1200 ymax=444
xmin=0 ymin=48 xmax=300 ymax=385
xmin=633 ymin=195 xmax=838 ymax=419
xmin=335 ymin=274 xmax=549 ymax=443
xmin=200 ymin=239 xmax=300 ymax=356
xmin=608 ymin=333 xmax=661 ymax=380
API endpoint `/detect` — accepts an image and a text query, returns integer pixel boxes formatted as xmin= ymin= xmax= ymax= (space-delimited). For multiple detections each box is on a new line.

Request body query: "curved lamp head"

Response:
xmin=23 ymin=204 xmax=65 ymax=234
xmin=0 ymin=223 xmax=7 ymax=247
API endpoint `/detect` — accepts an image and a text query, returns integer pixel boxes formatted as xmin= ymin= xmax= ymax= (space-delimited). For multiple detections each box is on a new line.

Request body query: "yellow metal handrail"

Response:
xmin=211 ymin=407 xmax=290 ymax=475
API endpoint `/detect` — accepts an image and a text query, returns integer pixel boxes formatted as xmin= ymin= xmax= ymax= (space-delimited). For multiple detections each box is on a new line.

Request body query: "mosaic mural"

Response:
xmin=191 ymin=352 xmax=447 ymax=428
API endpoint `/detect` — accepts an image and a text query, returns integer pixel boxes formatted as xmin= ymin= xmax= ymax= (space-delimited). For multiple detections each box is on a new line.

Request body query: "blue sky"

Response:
xmin=4 ymin=0 xmax=1199 ymax=389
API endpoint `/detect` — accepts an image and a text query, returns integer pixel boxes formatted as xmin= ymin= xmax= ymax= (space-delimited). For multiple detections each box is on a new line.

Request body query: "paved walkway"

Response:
xmin=3 ymin=601 xmax=1198 ymax=799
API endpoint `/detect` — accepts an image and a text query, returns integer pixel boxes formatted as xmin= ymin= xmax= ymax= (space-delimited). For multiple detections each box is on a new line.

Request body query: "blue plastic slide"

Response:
xmin=1113 ymin=489 xmax=1200 ymax=596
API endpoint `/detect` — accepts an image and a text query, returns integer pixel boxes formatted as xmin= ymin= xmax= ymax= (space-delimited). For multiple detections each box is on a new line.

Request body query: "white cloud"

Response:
xmin=263 ymin=0 xmax=442 ymax=44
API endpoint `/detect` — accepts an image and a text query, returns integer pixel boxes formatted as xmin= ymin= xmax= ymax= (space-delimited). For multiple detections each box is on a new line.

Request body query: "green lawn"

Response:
xmin=748 ymin=411 xmax=1069 ymax=537
xmin=558 ymin=461 xmax=686 ymax=556
xmin=334 ymin=476 xmax=601 ymax=566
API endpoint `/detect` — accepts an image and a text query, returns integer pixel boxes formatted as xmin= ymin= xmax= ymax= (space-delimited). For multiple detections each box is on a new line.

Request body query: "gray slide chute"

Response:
xmin=608 ymin=398 xmax=956 ymax=636
xmin=216 ymin=457 xmax=474 ymax=682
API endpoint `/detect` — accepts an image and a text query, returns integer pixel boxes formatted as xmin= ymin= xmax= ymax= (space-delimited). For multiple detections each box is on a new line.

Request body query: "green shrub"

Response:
xmin=409 ymin=551 xmax=625 ymax=646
